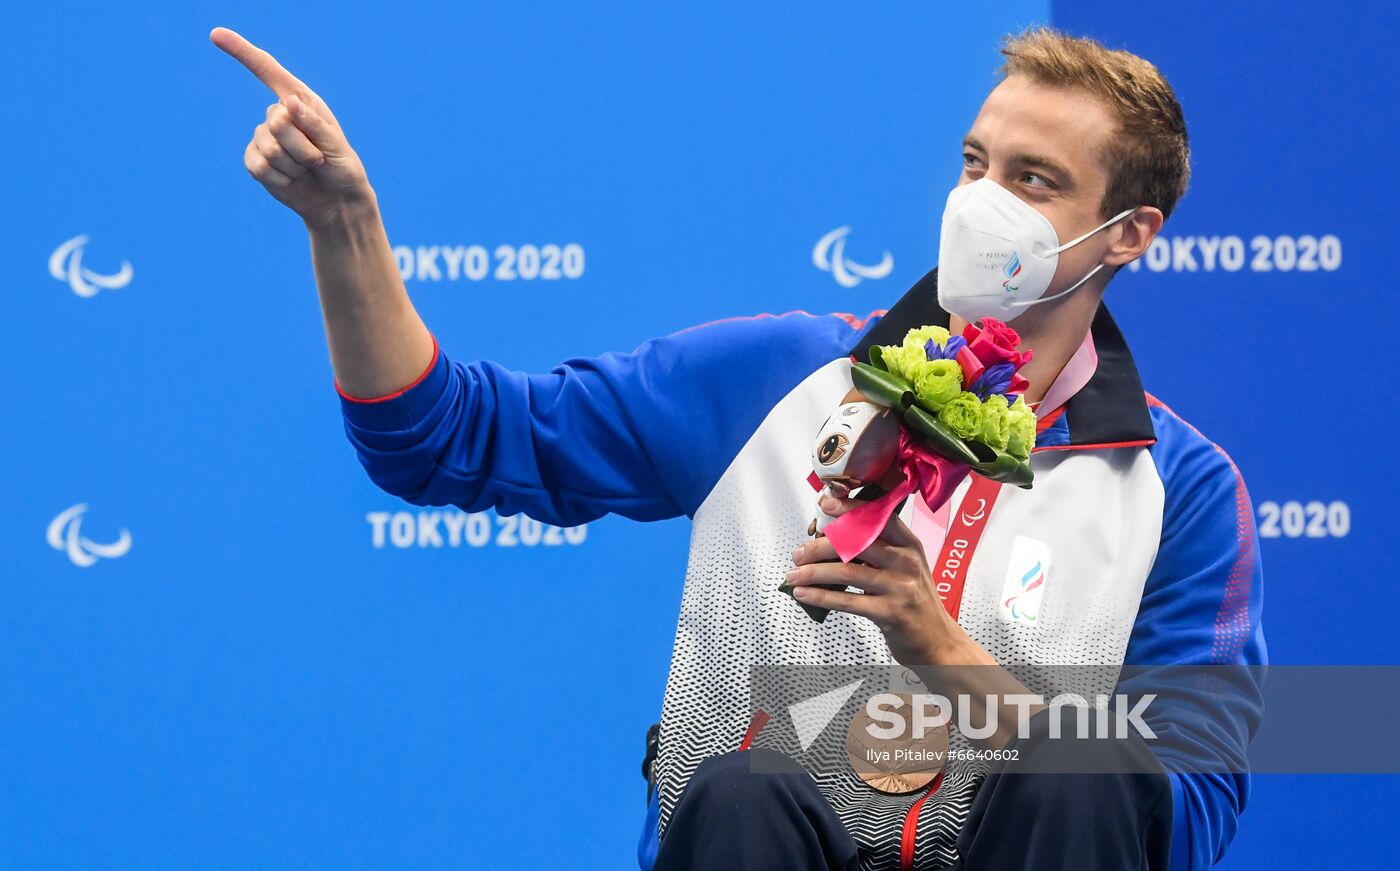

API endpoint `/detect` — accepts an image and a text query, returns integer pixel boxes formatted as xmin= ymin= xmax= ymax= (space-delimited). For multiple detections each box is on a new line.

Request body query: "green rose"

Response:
xmin=937 ymin=391 xmax=983 ymax=440
xmin=1006 ymin=397 xmax=1037 ymax=459
xmin=977 ymin=393 xmax=1011 ymax=451
xmin=876 ymin=343 xmax=904 ymax=379
xmin=902 ymin=325 xmax=951 ymax=353
xmin=880 ymin=343 xmax=928 ymax=383
xmin=879 ymin=326 xmax=959 ymax=385
xmin=912 ymin=359 xmax=963 ymax=411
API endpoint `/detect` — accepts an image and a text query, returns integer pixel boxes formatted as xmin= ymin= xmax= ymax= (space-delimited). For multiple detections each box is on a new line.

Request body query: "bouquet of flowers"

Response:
xmin=780 ymin=318 xmax=1037 ymax=621
xmin=856 ymin=319 xmax=1037 ymax=484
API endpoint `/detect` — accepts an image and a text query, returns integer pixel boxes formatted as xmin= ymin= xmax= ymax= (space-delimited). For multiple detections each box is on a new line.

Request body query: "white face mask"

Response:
xmin=936 ymin=177 xmax=1136 ymax=324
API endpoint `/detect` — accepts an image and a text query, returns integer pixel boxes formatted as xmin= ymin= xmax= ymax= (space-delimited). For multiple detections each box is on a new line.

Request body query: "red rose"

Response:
xmin=961 ymin=317 xmax=1034 ymax=370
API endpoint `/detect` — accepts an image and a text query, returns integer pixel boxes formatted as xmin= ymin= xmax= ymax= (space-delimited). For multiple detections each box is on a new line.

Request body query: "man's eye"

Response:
xmin=1022 ymin=172 xmax=1051 ymax=188
xmin=962 ymin=153 xmax=982 ymax=169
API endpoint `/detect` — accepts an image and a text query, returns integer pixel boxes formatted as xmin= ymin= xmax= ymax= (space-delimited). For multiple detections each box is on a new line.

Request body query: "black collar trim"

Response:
xmin=849 ymin=267 xmax=1157 ymax=449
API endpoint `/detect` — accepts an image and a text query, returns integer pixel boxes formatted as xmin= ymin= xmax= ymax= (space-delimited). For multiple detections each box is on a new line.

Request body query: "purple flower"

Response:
xmin=924 ymin=335 xmax=967 ymax=361
xmin=970 ymin=362 xmax=1015 ymax=399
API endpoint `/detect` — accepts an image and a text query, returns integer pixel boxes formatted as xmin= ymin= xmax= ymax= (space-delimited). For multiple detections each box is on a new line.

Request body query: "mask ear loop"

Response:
xmin=1008 ymin=206 xmax=1139 ymax=310
xmin=1003 ymin=263 xmax=1106 ymax=309
xmin=1036 ymin=206 xmax=1138 ymax=256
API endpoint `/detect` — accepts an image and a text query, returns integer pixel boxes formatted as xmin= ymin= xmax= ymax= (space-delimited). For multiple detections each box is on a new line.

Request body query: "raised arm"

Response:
xmin=210 ymin=26 xmax=433 ymax=399
xmin=210 ymin=27 xmax=888 ymax=526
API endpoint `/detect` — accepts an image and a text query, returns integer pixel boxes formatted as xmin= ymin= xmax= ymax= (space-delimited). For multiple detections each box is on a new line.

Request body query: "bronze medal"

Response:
xmin=845 ymin=692 xmax=948 ymax=794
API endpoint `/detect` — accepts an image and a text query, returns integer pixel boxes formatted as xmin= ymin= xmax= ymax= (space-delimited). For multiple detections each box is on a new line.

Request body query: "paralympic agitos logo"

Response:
xmin=49 ymin=235 xmax=133 ymax=298
xmin=47 ymin=503 xmax=131 ymax=567
xmin=1002 ymin=250 xmax=1022 ymax=292
xmin=812 ymin=227 xmax=894 ymax=288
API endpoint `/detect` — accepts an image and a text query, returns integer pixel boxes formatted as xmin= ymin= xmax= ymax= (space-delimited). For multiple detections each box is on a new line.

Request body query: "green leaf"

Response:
xmin=868 ymin=343 xmax=887 ymax=371
xmin=965 ymin=439 xmax=998 ymax=464
xmin=903 ymin=405 xmax=980 ymax=465
xmin=850 ymin=362 xmax=913 ymax=410
xmin=974 ymin=451 xmax=1035 ymax=488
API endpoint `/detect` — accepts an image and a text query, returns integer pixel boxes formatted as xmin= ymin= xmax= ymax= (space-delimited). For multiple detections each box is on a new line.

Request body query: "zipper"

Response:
xmin=741 ymin=703 xmax=947 ymax=869
xmin=738 ymin=710 xmax=770 ymax=751
xmin=899 ymin=768 xmax=946 ymax=871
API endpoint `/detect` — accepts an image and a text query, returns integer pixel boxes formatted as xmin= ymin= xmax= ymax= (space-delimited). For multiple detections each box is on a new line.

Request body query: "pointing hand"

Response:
xmin=210 ymin=26 xmax=373 ymax=227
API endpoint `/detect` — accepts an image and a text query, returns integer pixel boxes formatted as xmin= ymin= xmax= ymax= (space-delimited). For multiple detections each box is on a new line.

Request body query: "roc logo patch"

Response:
xmin=1001 ymin=535 xmax=1050 ymax=626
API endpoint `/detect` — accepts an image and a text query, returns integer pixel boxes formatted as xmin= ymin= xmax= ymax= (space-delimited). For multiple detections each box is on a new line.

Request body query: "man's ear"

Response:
xmin=1103 ymin=206 xmax=1164 ymax=267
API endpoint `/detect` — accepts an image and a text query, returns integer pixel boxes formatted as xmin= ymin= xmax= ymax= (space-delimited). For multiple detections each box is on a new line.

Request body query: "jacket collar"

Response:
xmin=849 ymin=267 xmax=1157 ymax=451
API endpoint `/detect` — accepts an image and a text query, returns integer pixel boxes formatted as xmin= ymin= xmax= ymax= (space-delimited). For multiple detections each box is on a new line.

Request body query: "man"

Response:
xmin=213 ymin=22 xmax=1263 ymax=870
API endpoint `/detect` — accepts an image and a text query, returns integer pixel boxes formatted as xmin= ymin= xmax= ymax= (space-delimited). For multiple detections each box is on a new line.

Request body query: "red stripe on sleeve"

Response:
xmin=335 ymin=333 xmax=441 ymax=404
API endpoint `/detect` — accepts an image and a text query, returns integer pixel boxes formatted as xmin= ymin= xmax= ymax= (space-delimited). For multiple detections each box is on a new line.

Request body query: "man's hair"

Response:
xmin=998 ymin=25 xmax=1190 ymax=222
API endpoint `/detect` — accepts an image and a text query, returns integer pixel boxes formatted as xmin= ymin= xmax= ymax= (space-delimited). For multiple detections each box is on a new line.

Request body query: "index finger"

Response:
xmin=818 ymin=490 xmax=921 ymax=550
xmin=210 ymin=26 xmax=305 ymax=97
xmin=795 ymin=535 xmax=898 ymax=571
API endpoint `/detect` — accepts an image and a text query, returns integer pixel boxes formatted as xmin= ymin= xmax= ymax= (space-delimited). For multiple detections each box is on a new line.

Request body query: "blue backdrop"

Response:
xmin=3 ymin=1 xmax=1395 ymax=867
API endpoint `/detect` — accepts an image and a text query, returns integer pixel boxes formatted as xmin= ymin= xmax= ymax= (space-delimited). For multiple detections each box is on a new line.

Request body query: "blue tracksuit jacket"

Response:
xmin=337 ymin=268 xmax=1266 ymax=871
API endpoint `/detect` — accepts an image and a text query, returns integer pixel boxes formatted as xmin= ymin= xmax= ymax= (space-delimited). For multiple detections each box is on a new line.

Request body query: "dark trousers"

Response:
xmin=652 ymin=706 xmax=1174 ymax=871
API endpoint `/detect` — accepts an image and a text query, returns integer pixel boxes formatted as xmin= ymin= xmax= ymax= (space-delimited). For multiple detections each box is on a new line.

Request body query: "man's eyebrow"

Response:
xmin=961 ymin=134 xmax=1076 ymax=188
xmin=1016 ymin=152 xmax=1076 ymax=187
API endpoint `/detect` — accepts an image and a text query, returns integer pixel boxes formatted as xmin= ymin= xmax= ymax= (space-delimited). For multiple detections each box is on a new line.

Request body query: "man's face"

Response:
xmin=958 ymin=74 xmax=1123 ymax=295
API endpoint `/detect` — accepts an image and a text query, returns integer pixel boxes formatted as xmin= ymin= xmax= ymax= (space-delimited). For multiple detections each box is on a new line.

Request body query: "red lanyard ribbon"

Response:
xmin=930 ymin=474 xmax=1004 ymax=621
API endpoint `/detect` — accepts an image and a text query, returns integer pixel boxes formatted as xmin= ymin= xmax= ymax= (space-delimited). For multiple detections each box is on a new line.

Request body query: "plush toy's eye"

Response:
xmin=817 ymin=433 xmax=849 ymax=465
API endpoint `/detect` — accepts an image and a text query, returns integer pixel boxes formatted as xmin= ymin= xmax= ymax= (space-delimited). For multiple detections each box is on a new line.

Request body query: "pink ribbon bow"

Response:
xmin=823 ymin=428 xmax=974 ymax=563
